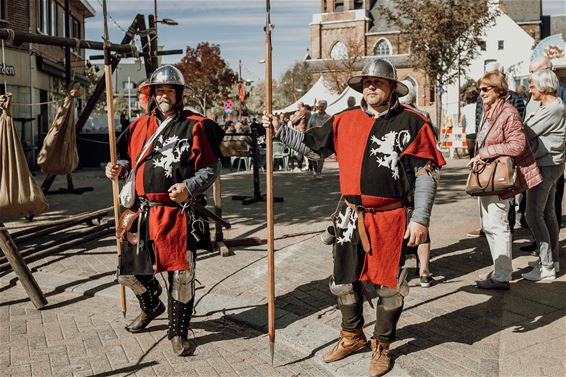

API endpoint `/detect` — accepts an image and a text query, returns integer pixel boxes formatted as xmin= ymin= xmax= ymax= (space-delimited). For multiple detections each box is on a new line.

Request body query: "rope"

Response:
xmin=76 ymin=137 xmax=110 ymax=145
xmin=0 ymin=207 xmax=113 ymax=231
xmin=72 ymin=38 xmax=81 ymax=50
xmin=1 ymin=39 xmax=6 ymax=93
xmin=12 ymin=99 xmax=63 ymax=106
xmin=5 ymin=29 xmax=15 ymax=45
xmin=96 ymin=0 xmax=127 ymax=33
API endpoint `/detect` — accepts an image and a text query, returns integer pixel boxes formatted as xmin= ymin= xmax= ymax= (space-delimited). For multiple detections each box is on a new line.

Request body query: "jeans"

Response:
xmin=479 ymin=196 xmax=513 ymax=282
xmin=526 ymin=163 xmax=564 ymax=267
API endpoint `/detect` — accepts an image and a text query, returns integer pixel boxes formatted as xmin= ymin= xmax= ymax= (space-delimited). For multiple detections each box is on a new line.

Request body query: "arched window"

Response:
xmin=374 ymin=39 xmax=391 ymax=56
xmin=330 ymin=41 xmax=348 ymax=60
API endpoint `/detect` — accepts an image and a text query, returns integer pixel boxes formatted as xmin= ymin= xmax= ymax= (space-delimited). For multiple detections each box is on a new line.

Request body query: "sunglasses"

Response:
xmin=479 ymin=86 xmax=493 ymax=93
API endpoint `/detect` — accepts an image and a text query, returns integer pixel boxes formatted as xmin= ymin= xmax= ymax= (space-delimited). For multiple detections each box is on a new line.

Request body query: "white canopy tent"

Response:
xmin=274 ymin=76 xmax=339 ymax=114
xmin=326 ymin=86 xmax=363 ymax=115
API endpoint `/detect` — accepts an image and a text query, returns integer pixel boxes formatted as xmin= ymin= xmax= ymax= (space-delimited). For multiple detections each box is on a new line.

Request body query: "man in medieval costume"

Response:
xmin=105 ymin=64 xmax=224 ymax=356
xmin=264 ymin=58 xmax=445 ymax=376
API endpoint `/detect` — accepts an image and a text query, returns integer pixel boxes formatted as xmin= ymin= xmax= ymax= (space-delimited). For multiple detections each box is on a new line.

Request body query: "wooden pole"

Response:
xmin=102 ymin=0 xmax=127 ymax=317
xmin=0 ymin=223 xmax=47 ymax=309
xmin=264 ymin=0 xmax=276 ymax=365
xmin=0 ymin=29 xmax=133 ymax=53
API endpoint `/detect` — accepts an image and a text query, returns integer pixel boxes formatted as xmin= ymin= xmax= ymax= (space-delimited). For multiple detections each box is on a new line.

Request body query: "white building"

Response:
xmin=444 ymin=7 xmax=534 ymax=116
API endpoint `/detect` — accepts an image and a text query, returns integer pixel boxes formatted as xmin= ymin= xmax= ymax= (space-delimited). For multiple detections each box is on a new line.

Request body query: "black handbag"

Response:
xmin=118 ymin=239 xmax=154 ymax=275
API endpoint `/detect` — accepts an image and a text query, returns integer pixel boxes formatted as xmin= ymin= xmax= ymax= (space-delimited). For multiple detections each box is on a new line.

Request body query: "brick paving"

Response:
xmin=1 ymin=159 xmax=565 ymax=376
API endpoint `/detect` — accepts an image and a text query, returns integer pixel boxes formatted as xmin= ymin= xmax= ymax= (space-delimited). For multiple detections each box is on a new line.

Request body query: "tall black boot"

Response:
xmin=126 ymin=277 xmax=165 ymax=333
xmin=168 ymin=295 xmax=195 ymax=356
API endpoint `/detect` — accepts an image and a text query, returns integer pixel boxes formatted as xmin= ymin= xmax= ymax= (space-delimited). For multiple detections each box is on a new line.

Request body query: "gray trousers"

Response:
xmin=526 ymin=163 xmax=564 ymax=267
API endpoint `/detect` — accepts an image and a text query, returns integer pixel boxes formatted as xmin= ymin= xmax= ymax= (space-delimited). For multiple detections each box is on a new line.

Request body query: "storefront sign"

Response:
xmin=0 ymin=64 xmax=15 ymax=76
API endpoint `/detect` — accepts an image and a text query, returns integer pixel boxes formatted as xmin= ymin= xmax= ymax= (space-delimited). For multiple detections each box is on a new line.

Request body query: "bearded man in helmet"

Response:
xmin=105 ymin=64 xmax=224 ymax=356
xmin=263 ymin=58 xmax=445 ymax=376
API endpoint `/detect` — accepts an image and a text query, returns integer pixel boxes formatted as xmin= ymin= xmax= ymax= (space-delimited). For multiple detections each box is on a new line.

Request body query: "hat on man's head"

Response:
xmin=347 ymin=58 xmax=409 ymax=96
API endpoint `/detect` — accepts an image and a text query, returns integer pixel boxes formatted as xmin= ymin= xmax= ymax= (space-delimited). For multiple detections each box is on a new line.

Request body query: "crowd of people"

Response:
xmin=464 ymin=56 xmax=566 ymax=287
xmin=104 ymin=54 xmax=564 ymax=377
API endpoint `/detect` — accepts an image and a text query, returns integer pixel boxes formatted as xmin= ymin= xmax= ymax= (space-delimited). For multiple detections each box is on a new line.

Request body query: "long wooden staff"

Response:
xmin=264 ymin=0 xmax=276 ymax=365
xmin=102 ymin=0 xmax=127 ymax=317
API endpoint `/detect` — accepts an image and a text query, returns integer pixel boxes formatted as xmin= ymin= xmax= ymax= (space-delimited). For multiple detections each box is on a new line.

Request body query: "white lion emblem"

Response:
xmin=369 ymin=130 xmax=411 ymax=179
xmin=153 ymin=135 xmax=190 ymax=178
xmin=336 ymin=207 xmax=357 ymax=245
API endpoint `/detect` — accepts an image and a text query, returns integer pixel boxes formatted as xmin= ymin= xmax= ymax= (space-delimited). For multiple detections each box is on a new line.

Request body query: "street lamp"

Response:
xmin=156 ymin=18 xmax=178 ymax=25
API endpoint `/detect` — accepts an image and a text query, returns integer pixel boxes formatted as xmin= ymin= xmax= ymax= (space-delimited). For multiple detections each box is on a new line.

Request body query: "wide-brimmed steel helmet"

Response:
xmin=348 ymin=58 xmax=409 ymax=96
xmin=149 ymin=65 xmax=185 ymax=88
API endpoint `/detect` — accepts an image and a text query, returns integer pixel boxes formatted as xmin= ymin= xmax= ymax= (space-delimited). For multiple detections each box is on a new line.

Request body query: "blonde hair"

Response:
xmin=477 ymin=71 xmax=508 ymax=99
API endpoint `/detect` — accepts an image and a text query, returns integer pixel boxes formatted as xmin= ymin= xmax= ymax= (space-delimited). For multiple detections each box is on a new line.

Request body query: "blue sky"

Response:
xmin=85 ymin=0 xmax=319 ymax=83
xmin=85 ymin=0 xmax=566 ymax=83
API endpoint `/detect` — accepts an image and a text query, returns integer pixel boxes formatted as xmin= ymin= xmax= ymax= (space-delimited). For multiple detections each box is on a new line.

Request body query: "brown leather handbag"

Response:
xmin=466 ymin=156 xmax=518 ymax=196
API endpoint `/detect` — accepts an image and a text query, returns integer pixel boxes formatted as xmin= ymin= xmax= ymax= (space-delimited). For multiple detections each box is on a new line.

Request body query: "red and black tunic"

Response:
xmin=118 ymin=110 xmax=224 ymax=272
xmin=303 ymin=104 xmax=445 ymax=287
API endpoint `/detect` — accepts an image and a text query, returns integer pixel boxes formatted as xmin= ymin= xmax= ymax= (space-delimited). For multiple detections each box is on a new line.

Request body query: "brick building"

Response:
xmin=306 ymin=0 xmax=548 ymax=117
xmin=0 ymin=0 xmax=94 ymax=158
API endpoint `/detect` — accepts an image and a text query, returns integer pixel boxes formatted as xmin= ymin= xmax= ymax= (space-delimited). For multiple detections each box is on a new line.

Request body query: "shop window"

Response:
xmin=56 ymin=4 xmax=64 ymax=37
xmin=374 ymin=39 xmax=391 ymax=56
xmin=0 ymin=0 xmax=7 ymax=21
xmin=72 ymin=17 xmax=80 ymax=39
xmin=50 ymin=0 xmax=57 ymax=36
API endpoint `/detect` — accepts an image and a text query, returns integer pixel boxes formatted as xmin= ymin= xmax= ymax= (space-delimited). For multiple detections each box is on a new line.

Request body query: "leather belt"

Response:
xmin=345 ymin=200 xmax=403 ymax=253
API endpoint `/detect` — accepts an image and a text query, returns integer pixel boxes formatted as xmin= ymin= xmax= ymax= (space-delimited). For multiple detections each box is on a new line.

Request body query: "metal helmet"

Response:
xmin=347 ymin=58 xmax=409 ymax=96
xmin=149 ymin=64 xmax=185 ymax=88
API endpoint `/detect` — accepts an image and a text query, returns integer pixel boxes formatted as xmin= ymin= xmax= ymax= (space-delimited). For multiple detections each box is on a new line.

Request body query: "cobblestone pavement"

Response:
xmin=1 ymin=159 xmax=565 ymax=377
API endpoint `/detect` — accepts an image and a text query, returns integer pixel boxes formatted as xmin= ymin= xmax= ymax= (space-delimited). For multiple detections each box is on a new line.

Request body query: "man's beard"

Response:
xmin=158 ymin=100 xmax=174 ymax=113
xmin=365 ymin=94 xmax=387 ymax=107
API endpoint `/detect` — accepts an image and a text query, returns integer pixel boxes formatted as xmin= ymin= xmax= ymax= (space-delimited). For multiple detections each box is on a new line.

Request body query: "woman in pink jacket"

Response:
xmin=468 ymin=71 xmax=542 ymax=290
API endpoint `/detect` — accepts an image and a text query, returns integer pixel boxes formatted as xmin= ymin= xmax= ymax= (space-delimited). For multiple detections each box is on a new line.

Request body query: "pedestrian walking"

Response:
xmin=263 ymin=57 xmax=445 ymax=377
xmin=399 ymin=79 xmax=437 ymax=288
xmin=105 ymin=64 xmax=224 ymax=356
xmin=522 ymin=69 xmax=566 ymax=281
xmin=468 ymin=71 xmax=541 ymax=290
xmin=307 ymin=99 xmax=331 ymax=178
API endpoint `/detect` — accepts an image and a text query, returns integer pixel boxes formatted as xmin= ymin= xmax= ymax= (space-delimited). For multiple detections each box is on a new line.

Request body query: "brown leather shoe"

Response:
xmin=322 ymin=329 xmax=367 ymax=363
xmin=171 ymin=336 xmax=196 ymax=356
xmin=125 ymin=301 xmax=165 ymax=333
xmin=369 ymin=338 xmax=392 ymax=377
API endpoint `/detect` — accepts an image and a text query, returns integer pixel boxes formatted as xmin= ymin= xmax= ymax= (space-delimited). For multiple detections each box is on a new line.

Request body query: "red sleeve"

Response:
xmin=190 ymin=121 xmax=219 ymax=170
xmin=401 ymin=124 xmax=446 ymax=167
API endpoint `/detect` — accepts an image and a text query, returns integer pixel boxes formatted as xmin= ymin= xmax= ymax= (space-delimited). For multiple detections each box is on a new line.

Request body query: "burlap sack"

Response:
xmin=0 ymin=94 xmax=49 ymax=217
xmin=37 ymin=84 xmax=82 ymax=175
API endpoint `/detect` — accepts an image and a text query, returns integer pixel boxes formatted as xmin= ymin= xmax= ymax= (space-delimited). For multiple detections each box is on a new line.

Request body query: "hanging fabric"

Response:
xmin=0 ymin=93 xmax=49 ymax=217
xmin=36 ymin=83 xmax=82 ymax=175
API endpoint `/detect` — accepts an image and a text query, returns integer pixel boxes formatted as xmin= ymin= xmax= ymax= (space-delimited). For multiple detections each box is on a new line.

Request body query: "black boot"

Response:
xmin=126 ymin=278 xmax=165 ymax=333
xmin=168 ymin=296 xmax=195 ymax=356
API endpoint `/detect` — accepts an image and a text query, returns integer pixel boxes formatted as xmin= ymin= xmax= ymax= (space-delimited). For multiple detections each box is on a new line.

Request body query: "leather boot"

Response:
xmin=126 ymin=300 xmax=165 ymax=333
xmin=126 ymin=281 xmax=165 ymax=333
xmin=368 ymin=338 xmax=392 ymax=377
xmin=171 ymin=335 xmax=196 ymax=356
xmin=322 ymin=329 xmax=367 ymax=363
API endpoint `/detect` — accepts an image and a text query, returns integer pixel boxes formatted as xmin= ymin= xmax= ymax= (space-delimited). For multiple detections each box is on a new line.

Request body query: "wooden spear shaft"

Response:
xmin=102 ymin=0 xmax=126 ymax=317
xmin=264 ymin=0 xmax=276 ymax=365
